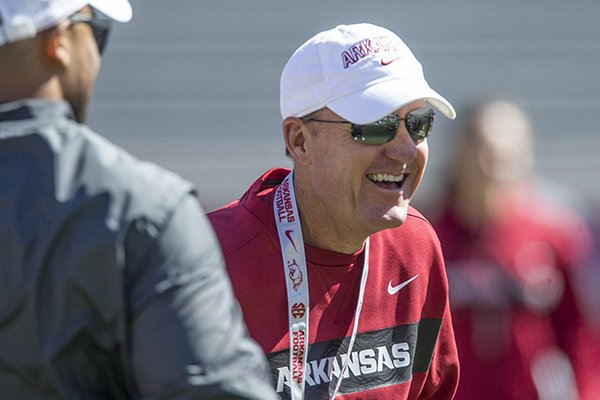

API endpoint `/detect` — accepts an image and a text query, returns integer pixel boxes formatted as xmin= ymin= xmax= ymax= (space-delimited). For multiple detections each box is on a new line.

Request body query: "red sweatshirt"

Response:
xmin=209 ymin=168 xmax=459 ymax=399
xmin=433 ymin=188 xmax=600 ymax=400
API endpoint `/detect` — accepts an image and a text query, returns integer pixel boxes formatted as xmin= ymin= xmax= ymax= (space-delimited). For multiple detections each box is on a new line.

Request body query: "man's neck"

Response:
xmin=292 ymin=175 xmax=368 ymax=255
xmin=0 ymin=75 xmax=62 ymax=104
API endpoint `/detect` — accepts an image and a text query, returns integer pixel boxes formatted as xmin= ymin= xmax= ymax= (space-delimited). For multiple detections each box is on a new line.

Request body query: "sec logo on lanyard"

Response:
xmin=273 ymin=171 xmax=370 ymax=400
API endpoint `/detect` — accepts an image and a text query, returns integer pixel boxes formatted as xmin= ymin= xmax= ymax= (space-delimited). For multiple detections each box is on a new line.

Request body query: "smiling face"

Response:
xmin=288 ymin=100 xmax=429 ymax=252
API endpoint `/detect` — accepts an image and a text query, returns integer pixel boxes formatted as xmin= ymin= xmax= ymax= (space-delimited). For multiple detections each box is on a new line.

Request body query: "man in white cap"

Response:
xmin=0 ymin=1 xmax=277 ymax=399
xmin=208 ymin=23 xmax=459 ymax=399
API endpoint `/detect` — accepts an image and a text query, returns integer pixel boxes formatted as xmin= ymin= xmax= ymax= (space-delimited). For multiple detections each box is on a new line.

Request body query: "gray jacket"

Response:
xmin=0 ymin=100 xmax=277 ymax=400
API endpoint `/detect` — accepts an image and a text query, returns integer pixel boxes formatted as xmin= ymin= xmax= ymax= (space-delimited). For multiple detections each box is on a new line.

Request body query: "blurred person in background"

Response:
xmin=0 ymin=0 xmax=276 ymax=398
xmin=431 ymin=99 xmax=600 ymax=400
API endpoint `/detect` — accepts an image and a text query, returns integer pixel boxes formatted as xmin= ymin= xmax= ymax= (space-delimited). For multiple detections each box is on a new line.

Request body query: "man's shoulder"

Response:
xmin=78 ymin=127 xmax=194 ymax=225
xmin=85 ymin=128 xmax=190 ymax=192
xmin=14 ymin=117 xmax=195 ymax=232
xmin=208 ymin=168 xmax=287 ymax=255
xmin=208 ymin=198 xmax=274 ymax=257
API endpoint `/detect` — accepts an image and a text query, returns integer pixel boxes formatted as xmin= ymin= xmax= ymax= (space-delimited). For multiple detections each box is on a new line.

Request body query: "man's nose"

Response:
xmin=383 ymin=129 xmax=418 ymax=162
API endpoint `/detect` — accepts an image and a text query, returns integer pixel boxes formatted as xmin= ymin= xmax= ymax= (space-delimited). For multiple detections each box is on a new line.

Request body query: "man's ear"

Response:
xmin=41 ymin=23 xmax=71 ymax=70
xmin=282 ymin=117 xmax=310 ymax=164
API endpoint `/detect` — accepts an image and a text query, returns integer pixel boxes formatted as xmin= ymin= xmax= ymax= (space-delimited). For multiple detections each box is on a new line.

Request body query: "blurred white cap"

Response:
xmin=0 ymin=0 xmax=132 ymax=46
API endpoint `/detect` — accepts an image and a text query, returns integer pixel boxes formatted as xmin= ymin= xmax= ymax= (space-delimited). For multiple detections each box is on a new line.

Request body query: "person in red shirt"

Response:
xmin=431 ymin=99 xmax=600 ymax=400
xmin=208 ymin=23 xmax=459 ymax=399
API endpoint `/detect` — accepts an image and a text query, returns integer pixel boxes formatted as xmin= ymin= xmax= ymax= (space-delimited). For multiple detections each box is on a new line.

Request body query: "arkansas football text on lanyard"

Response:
xmin=273 ymin=171 xmax=370 ymax=400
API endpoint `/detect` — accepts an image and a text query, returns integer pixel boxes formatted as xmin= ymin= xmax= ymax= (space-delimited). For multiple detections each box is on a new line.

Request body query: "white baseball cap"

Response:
xmin=280 ymin=23 xmax=456 ymax=124
xmin=0 ymin=0 xmax=132 ymax=46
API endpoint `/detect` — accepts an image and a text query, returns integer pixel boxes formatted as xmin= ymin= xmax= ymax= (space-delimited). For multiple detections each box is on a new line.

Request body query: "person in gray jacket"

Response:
xmin=0 ymin=1 xmax=277 ymax=399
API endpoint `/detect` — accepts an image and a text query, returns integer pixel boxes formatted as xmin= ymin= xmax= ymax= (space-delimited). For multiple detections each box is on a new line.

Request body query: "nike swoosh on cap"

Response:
xmin=387 ymin=274 xmax=419 ymax=295
xmin=380 ymin=56 xmax=401 ymax=66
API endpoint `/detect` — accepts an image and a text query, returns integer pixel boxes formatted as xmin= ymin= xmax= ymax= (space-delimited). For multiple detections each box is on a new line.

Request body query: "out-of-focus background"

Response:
xmin=90 ymin=0 xmax=600 ymax=213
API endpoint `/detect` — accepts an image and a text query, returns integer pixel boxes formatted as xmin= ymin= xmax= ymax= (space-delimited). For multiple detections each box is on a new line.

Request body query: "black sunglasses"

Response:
xmin=68 ymin=12 xmax=112 ymax=55
xmin=304 ymin=108 xmax=435 ymax=145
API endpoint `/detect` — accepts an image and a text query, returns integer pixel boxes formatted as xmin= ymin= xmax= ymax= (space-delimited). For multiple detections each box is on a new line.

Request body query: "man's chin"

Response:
xmin=378 ymin=205 xmax=409 ymax=229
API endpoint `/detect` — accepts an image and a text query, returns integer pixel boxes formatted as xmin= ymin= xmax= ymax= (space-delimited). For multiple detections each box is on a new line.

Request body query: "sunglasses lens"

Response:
xmin=406 ymin=109 xmax=434 ymax=142
xmin=91 ymin=18 xmax=111 ymax=55
xmin=69 ymin=13 xmax=112 ymax=55
xmin=350 ymin=109 xmax=434 ymax=145
xmin=352 ymin=116 xmax=399 ymax=145
xmin=93 ymin=27 xmax=109 ymax=54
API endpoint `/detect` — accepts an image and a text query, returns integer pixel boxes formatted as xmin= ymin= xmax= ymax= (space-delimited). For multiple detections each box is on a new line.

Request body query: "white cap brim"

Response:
xmin=328 ymin=77 xmax=456 ymax=124
xmin=89 ymin=0 xmax=132 ymax=22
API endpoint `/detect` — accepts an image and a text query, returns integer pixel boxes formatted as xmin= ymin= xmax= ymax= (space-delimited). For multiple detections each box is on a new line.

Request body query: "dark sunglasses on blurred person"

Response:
xmin=304 ymin=107 xmax=435 ymax=145
xmin=68 ymin=11 xmax=112 ymax=55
